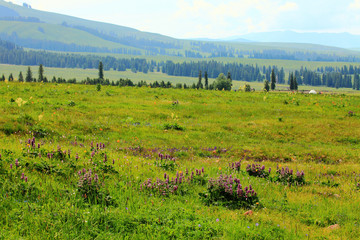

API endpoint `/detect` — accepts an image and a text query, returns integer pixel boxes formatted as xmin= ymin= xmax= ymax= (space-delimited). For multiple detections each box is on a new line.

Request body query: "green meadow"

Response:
xmin=0 ymin=82 xmax=360 ymax=239
xmin=0 ymin=63 xmax=359 ymax=93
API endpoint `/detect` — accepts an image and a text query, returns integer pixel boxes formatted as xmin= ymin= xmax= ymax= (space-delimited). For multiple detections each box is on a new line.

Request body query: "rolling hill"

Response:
xmin=1 ymin=0 xmax=360 ymax=62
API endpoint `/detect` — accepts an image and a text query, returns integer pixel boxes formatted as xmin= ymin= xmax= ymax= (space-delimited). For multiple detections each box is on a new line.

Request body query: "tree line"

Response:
xmin=1 ymin=39 xmax=360 ymax=90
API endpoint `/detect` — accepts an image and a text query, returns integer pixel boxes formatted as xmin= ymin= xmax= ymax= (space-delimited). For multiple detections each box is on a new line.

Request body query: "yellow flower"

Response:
xmin=219 ymin=167 xmax=222 ymax=171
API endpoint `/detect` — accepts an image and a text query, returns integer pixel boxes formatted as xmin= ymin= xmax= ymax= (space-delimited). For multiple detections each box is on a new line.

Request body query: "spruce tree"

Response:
xmin=98 ymin=61 xmax=104 ymax=80
xmin=1 ymin=74 xmax=5 ymax=81
xmin=204 ymin=71 xmax=208 ymax=89
xmin=289 ymin=73 xmax=294 ymax=90
xmin=18 ymin=71 xmax=24 ymax=82
xmin=271 ymin=69 xmax=276 ymax=90
xmin=8 ymin=73 xmax=13 ymax=82
xmin=25 ymin=67 xmax=33 ymax=82
xmin=197 ymin=70 xmax=203 ymax=89
xmin=294 ymin=76 xmax=298 ymax=90
xmin=264 ymin=80 xmax=270 ymax=92
xmin=38 ymin=64 xmax=44 ymax=82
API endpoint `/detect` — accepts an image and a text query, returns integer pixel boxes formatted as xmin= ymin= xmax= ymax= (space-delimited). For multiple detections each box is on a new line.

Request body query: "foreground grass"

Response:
xmin=0 ymin=82 xmax=359 ymax=239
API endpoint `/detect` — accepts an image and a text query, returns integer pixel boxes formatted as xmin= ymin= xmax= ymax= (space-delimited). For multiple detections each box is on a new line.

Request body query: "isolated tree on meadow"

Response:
xmin=214 ymin=73 xmax=232 ymax=91
xmin=1 ymin=74 xmax=5 ymax=81
xmin=197 ymin=70 xmax=203 ymax=89
xmin=204 ymin=71 xmax=208 ymax=89
xmin=8 ymin=73 xmax=14 ymax=82
xmin=294 ymin=76 xmax=298 ymax=90
xmin=289 ymin=73 xmax=294 ymax=90
xmin=26 ymin=67 xmax=33 ymax=82
xmin=271 ymin=69 xmax=276 ymax=90
xmin=18 ymin=72 xmax=24 ymax=82
xmin=264 ymin=80 xmax=270 ymax=92
xmin=38 ymin=64 xmax=44 ymax=82
xmin=98 ymin=61 xmax=104 ymax=80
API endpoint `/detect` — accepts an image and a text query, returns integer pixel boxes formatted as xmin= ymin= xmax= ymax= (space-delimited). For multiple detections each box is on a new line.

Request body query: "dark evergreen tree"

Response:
xmin=38 ymin=64 xmax=44 ymax=82
xmin=25 ymin=67 xmax=33 ymax=82
xmin=204 ymin=71 xmax=208 ymax=89
xmin=271 ymin=69 xmax=276 ymax=90
xmin=294 ymin=76 xmax=298 ymax=90
xmin=227 ymin=72 xmax=232 ymax=82
xmin=197 ymin=70 xmax=203 ymax=89
xmin=264 ymin=80 xmax=270 ymax=92
xmin=1 ymin=74 xmax=5 ymax=81
xmin=289 ymin=73 xmax=294 ymax=90
xmin=18 ymin=71 xmax=24 ymax=82
xmin=98 ymin=61 xmax=104 ymax=79
xmin=8 ymin=73 xmax=13 ymax=81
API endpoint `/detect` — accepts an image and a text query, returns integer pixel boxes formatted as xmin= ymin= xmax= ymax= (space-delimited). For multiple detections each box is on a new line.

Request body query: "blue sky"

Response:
xmin=11 ymin=0 xmax=360 ymax=38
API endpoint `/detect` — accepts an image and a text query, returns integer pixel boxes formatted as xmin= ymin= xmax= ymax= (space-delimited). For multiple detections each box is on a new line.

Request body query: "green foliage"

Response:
xmin=213 ymin=73 xmax=232 ymax=91
xmin=200 ymin=175 xmax=259 ymax=209
xmin=163 ymin=123 xmax=184 ymax=131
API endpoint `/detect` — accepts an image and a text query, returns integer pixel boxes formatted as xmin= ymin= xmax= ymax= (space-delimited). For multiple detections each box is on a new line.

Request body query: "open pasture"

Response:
xmin=0 ymin=82 xmax=360 ymax=239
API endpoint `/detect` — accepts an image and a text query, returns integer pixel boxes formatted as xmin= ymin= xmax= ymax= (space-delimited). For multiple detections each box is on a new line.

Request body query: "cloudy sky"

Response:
xmin=10 ymin=0 xmax=360 ymax=38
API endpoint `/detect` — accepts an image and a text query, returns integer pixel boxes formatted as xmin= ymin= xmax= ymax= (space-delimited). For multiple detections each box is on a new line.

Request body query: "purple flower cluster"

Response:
xmin=158 ymin=153 xmax=174 ymax=161
xmin=77 ymin=168 xmax=101 ymax=199
xmin=26 ymin=137 xmax=39 ymax=149
xmin=246 ymin=164 xmax=270 ymax=178
xmin=276 ymin=166 xmax=305 ymax=185
xmin=229 ymin=160 xmax=241 ymax=172
xmin=203 ymin=175 xmax=259 ymax=208
xmin=21 ymin=172 xmax=28 ymax=182
xmin=141 ymin=168 xmax=206 ymax=196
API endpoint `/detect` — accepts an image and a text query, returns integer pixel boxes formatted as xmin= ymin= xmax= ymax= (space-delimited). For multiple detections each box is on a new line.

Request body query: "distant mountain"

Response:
xmin=229 ymin=31 xmax=360 ymax=49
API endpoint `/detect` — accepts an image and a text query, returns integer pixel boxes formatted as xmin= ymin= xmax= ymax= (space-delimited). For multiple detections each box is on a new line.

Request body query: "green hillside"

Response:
xmin=1 ymin=0 xmax=360 ymax=61
xmin=0 ymin=21 xmax=137 ymax=50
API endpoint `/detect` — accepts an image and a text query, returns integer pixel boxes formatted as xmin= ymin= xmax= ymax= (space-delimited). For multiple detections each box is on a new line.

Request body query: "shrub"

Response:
xmin=163 ymin=123 xmax=184 ymax=131
xmin=200 ymin=175 xmax=259 ymax=209
xmin=246 ymin=164 xmax=270 ymax=178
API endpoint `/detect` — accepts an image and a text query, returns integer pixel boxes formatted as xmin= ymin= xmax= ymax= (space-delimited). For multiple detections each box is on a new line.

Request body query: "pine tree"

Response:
xmin=271 ymin=69 xmax=276 ymax=90
xmin=197 ymin=70 xmax=203 ymax=89
xmin=8 ymin=73 xmax=14 ymax=82
xmin=38 ymin=64 xmax=44 ymax=82
xmin=204 ymin=71 xmax=208 ymax=89
xmin=227 ymin=72 xmax=232 ymax=82
xmin=289 ymin=73 xmax=294 ymax=90
xmin=25 ymin=67 xmax=33 ymax=82
xmin=294 ymin=76 xmax=298 ymax=90
xmin=1 ymin=74 xmax=5 ymax=81
xmin=18 ymin=71 xmax=24 ymax=82
xmin=264 ymin=80 xmax=270 ymax=92
xmin=98 ymin=61 xmax=104 ymax=80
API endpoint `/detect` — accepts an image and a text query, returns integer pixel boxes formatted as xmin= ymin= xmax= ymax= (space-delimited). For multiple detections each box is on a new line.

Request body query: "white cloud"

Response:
xmin=174 ymin=0 xmax=299 ymax=38
xmin=349 ymin=0 xmax=360 ymax=9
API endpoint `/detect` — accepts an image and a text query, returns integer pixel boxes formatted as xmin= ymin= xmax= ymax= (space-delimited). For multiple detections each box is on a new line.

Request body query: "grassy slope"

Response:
xmin=0 ymin=82 xmax=360 ymax=239
xmin=1 ymin=0 xmax=360 ymax=58
xmin=0 ymin=21 xmax=137 ymax=49
xmin=0 ymin=0 xmax=176 ymax=42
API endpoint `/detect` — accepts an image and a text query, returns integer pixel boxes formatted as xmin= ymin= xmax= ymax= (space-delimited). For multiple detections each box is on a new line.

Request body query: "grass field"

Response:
xmin=1 ymin=63 xmax=359 ymax=93
xmin=0 ymin=81 xmax=360 ymax=239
